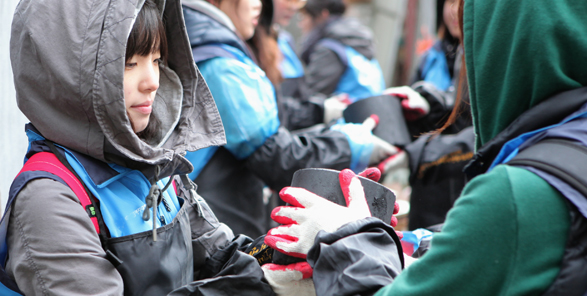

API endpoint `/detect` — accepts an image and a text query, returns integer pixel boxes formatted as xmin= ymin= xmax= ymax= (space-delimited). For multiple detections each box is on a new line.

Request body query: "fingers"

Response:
xmin=271 ymin=206 xmax=299 ymax=225
xmin=262 ymin=262 xmax=313 ymax=280
xmin=265 ymin=225 xmax=308 ymax=259
xmin=261 ymin=262 xmax=312 ymax=278
xmin=279 ymin=187 xmax=322 ymax=208
xmin=339 ymin=169 xmax=371 ymax=217
xmin=391 ymin=215 xmax=398 ymax=228
xmin=378 ymin=150 xmax=407 ymax=173
xmin=361 ymin=114 xmax=379 ymax=131
xmin=394 ymin=201 xmax=400 ymax=215
xmin=358 ymin=167 xmax=381 ymax=182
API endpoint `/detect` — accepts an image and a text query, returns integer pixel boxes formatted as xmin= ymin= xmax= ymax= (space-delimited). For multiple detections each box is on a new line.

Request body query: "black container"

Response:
xmin=272 ymin=168 xmax=396 ymax=265
xmin=343 ymin=94 xmax=411 ymax=148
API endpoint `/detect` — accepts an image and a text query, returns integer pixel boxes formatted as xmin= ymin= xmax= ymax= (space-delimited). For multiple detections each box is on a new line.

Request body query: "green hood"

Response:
xmin=464 ymin=0 xmax=587 ymax=148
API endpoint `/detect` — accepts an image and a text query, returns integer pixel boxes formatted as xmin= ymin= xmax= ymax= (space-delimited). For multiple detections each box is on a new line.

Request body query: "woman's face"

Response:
xmin=219 ymin=0 xmax=262 ymax=40
xmin=444 ymin=0 xmax=461 ymax=39
xmin=123 ymin=52 xmax=161 ymax=133
xmin=273 ymin=0 xmax=302 ymax=27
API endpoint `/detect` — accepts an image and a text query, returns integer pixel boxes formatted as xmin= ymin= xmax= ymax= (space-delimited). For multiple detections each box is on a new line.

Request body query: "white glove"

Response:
xmin=383 ymin=86 xmax=430 ymax=121
xmin=262 ymin=262 xmax=316 ymax=296
xmin=362 ymin=115 xmax=401 ymax=165
xmin=378 ymin=150 xmax=409 ymax=175
xmin=323 ymin=94 xmax=350 ymax=123
xmin=265 ymin=169 xmax=371 ymax=258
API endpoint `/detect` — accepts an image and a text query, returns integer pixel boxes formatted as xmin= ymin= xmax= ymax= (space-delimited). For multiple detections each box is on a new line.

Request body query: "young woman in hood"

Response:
xmin=181 ymin=0 xmax=398 ymax=238
xmin=1 ymin=0 xmax=276 ymax=295
xmin=263 ymin=0 xmax=587 ymax=295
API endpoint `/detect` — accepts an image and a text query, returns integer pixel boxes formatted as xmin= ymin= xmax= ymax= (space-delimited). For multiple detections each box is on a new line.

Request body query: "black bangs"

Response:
xmin=125 ymin=0 xmax=168 ymax=62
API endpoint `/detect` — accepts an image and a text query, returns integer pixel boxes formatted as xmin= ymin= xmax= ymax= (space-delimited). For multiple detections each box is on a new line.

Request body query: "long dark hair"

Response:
xmin=247 ymin=0 xmax=283 ymax=85
xmin=126 ymin=0 xmax=168 ymax=142
xmin=436 ymin=0 xmax=467 ymax=134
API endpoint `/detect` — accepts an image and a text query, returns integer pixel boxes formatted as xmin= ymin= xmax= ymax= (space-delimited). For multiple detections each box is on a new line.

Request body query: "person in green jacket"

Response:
xmin=261 ymin=0 xmax=587 ymax=295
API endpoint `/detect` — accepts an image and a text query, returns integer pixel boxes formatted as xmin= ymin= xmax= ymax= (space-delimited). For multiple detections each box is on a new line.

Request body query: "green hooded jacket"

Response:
xmin=376 ymin=0 xmax=587 ymax=295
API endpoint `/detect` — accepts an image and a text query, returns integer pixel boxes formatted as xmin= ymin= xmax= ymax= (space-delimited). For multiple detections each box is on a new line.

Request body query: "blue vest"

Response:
xmin=186 ymin=44 xmax=280 ymax=180
xmin=420 ymin=44 xmax=452 ymax=92
xmin=278 ymin=33 xmax=304 ymax=79
xmin=318 ymin=38 xmax=386 ymax=102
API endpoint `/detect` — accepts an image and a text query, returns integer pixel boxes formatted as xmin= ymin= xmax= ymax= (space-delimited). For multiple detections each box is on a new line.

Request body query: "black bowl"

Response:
xmin=272 ymin=168 xmax=396 ymax=265
xmin=343 ymin=94 xmax=411 ymax=148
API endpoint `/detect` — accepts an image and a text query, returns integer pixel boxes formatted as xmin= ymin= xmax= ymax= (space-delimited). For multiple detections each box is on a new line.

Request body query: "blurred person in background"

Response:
xmin=298 ymin=0 xmax=386 ymax=103
xmin=382 ymin=0 xmax=475 ymax=230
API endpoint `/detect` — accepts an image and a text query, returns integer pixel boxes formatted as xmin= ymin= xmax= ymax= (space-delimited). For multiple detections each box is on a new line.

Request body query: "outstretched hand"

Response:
xmin=265 ymin=169 xmax=372 ymax=259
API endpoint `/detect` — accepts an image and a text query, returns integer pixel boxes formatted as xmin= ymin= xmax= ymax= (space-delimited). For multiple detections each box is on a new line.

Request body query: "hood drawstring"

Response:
xmin=180 ymin=174 xmax=203 ymax=217
xmin=143 ymin=167 xmax=176 ymax=241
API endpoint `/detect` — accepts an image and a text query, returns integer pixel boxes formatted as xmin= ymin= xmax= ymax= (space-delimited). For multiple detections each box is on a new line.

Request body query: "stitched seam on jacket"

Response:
xmin=13 ymin=209 xmax=49 ymax=295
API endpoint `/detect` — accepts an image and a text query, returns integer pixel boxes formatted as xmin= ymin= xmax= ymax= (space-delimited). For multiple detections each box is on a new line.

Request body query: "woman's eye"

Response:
xmin=154 ymin=58 xmax=163 ymax=65
xmin=125 ymin=62 xmax=137 ymax=69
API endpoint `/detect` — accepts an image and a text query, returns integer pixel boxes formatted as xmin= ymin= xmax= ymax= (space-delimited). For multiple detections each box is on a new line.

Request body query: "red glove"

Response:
xmin=265 ymin=169 xmax=372 ymax=259
xmin=383 ymin=86 xmax=430 ymax=121
xmin=262 ymin=262 xmax=315 ymax=296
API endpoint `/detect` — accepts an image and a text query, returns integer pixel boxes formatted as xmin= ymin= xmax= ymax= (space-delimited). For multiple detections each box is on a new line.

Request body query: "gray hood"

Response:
xmin=300 ymin=17 xmax=375 ymax=64
xmin=11 ymin=0 xmax=226 ymax=181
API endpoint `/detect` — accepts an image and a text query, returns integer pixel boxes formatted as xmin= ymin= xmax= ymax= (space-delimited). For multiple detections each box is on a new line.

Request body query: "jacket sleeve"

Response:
xmin=306 ymin=217 xmax=404 ymax=296
xmin=304 ymin=45 xmax=346 ymax=96
xmin=277 ymin=90 xmax=326 ymax=131
xmin=245 ymin=125 xmax=353 ymax=191
xmin=6 ymin=179 xmax=125 ymax=296
xmin=168 ymin=180 xmax=276 ymax=295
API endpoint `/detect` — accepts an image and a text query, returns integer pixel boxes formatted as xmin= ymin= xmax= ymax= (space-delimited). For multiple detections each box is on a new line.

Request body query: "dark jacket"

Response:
xmin=182 ymin=2 xmax=353 ymax=238
xmin=300 ymin=16 xmax=378 ymax=97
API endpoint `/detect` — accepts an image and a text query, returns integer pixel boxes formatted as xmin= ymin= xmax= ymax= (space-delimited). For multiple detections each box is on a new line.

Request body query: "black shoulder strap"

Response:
xmin=507 ymin=138 xmax=587 ymax=198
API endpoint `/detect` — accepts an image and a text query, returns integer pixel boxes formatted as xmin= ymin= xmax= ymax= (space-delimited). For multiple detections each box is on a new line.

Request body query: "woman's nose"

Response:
xmin=141 ymin=63 xmax=159 ymax=93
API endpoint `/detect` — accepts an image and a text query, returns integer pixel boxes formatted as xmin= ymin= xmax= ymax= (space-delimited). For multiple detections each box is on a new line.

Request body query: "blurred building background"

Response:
xmin=0 ymin=0 xmax=439 ymax=211
xmin=1 ymin=0 xmax=27 ymax=212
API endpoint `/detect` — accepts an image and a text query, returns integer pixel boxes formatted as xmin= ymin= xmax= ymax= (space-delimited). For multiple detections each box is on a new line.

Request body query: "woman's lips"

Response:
xmin=132 ymin=102 xmax=152 ymax=115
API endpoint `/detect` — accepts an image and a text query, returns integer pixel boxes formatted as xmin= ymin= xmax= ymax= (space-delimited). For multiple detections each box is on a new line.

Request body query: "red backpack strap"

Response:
xmin=17 ymin=152 xmax=100 ymax=234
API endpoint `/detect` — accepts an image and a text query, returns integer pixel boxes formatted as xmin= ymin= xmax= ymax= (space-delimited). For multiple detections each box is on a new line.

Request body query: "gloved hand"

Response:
xmin=323 ymin=93 xmax=351 ymax=123
xmin=262 ymin=262 xmax=316 ymax=296
xmin=378 ymin=150 xmax=409 ymax=177
xmin=383 ymin=86 xmax=430 ymax=121
xmin=265 ymin=169 xmax=372 ymax=258
xmin=362 ymin=115 xmax=401 ymax=165
xmin=330 ymin=115 xmax=400 ymax=172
